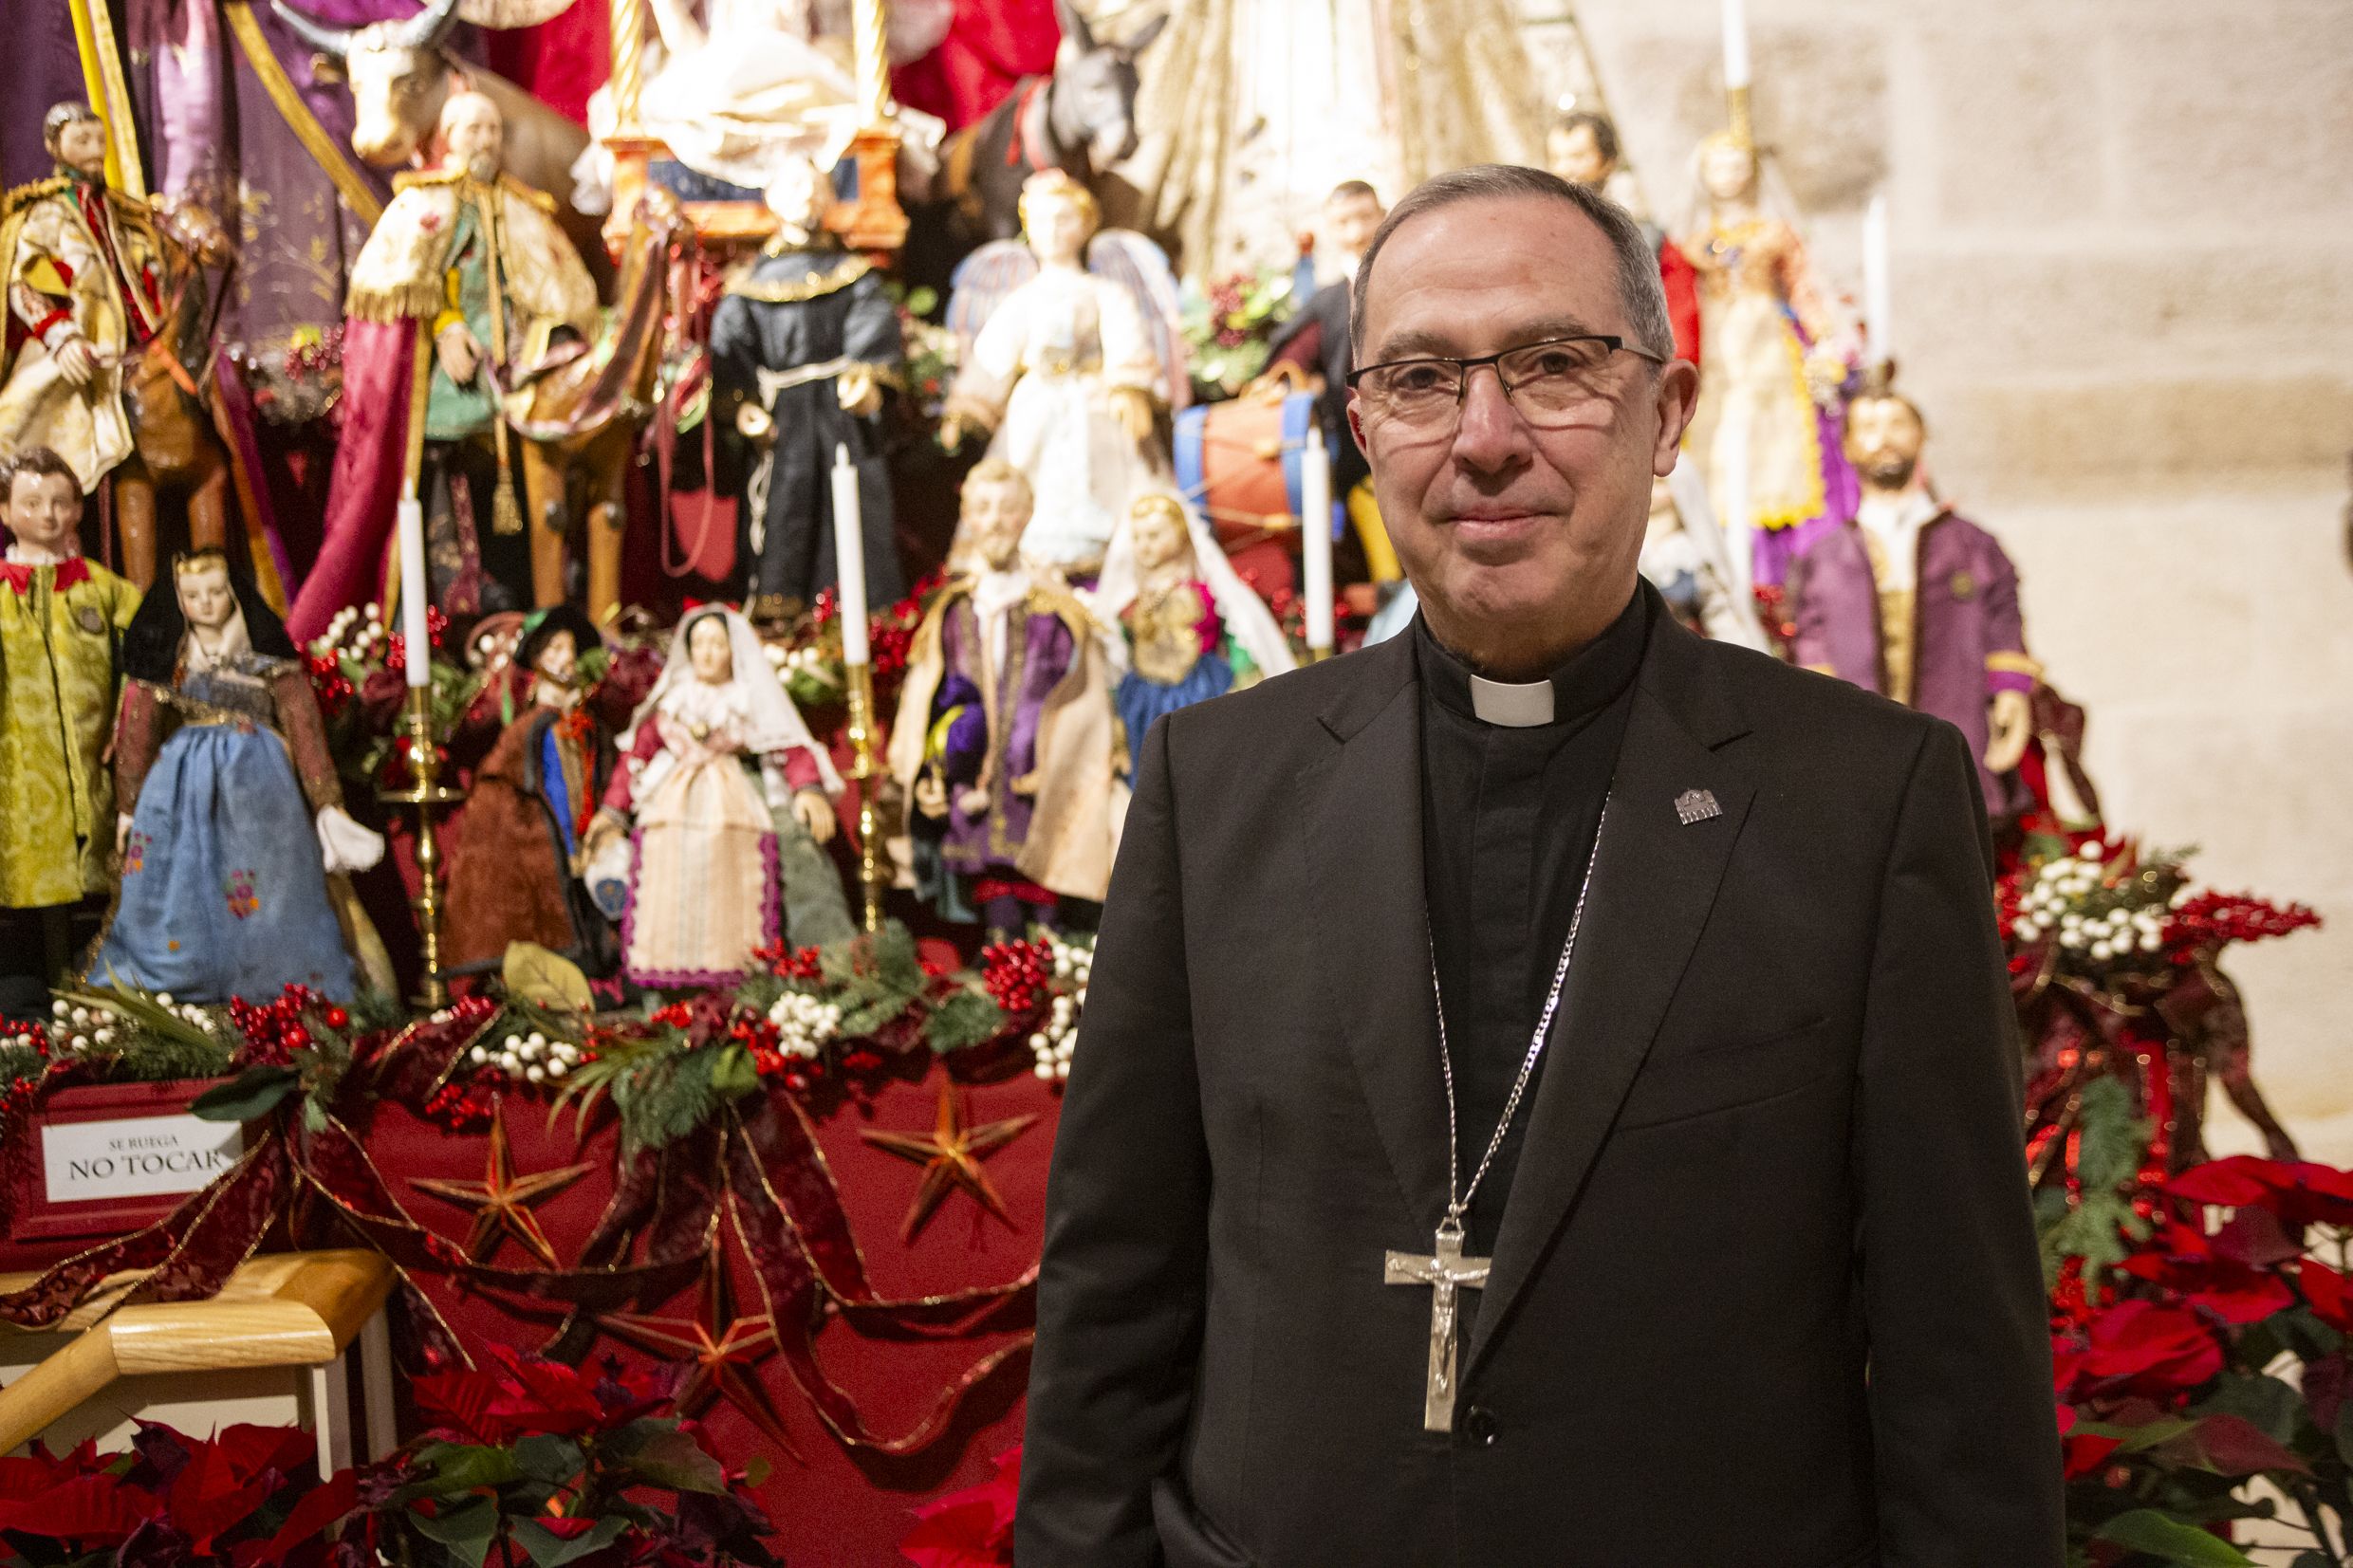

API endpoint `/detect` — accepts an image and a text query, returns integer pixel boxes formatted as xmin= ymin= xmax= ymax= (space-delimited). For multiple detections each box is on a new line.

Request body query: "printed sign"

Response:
xmin=41 ymin=1114 xmax=245 ymax=1204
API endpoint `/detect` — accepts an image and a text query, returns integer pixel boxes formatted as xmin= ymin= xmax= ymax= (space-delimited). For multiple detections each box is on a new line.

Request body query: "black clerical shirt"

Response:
xmin=1416 ymin=586 xmax=1650 ymax=1255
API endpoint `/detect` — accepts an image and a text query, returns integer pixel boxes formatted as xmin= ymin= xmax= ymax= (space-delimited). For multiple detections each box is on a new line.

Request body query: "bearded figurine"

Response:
xmin=711 ymin=154 xmax=905 ymax=621
xmin=90 ymin=550 xmax=385 ymax=1001
xmin=1787 ymin=385 xmax=2040 ymax=817
xmin=290 ymin=92 xmax=599 ymax=639
xmin=0 ymin=448 xmax=141 ymax=931
xmin=585 ymin=605 xmax=853 ymax=987
xmin=442 ymin=605 xmax=625 ymax=978
xmin=888 ymin=459 xmax=1120 ymax=940
xmin=0 ymin=104 xmax=170 ymax=503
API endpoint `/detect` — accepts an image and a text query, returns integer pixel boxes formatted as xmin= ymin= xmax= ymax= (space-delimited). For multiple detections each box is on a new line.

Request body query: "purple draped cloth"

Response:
xmin=1 ymin=0 xmax=90 ymax=189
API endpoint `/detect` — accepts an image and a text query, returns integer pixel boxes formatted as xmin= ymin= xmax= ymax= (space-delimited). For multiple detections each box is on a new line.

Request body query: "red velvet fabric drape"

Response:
xmin=288 ymin=315 xmax=417 ymax=642
xmin=892 ymin=0 xmax=1060 ymax=131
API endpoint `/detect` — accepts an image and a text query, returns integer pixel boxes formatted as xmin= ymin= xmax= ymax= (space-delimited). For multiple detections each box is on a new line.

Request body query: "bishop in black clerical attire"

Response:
xmin=1020 ymin=165 xmax=2062 ymax=1568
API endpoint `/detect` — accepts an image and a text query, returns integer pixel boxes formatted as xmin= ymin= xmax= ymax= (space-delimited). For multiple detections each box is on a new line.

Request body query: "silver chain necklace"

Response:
xmin=1387 ymin=797 xmax=1609 ymax=1432
xmin=1428 ymin=795 xmax=1610 ymax=1240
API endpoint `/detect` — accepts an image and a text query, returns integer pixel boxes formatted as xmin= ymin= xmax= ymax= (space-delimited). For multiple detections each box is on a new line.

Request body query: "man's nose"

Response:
xmin=1450 ymin=364 xmax=1533 ymax=475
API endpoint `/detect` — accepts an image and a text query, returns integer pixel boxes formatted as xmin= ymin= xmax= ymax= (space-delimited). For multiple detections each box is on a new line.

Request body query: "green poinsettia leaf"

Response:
xmin=410 ymin=1441 xmax=523 ymax=1495
xmin=406 ymin=1494 xmax=499 ymax=1568
xmin=511 ymin=1514 xmax=629 ymax=1568
xmin=510 ymin=1433 xmax=583 ymax=1486
xmin=2092 ymin=1509 xmax=2256 ymax=1567
xmin=191 ymin=1064 xmax=302 ymax=1122
xmin=602 ymin=1423 xmax=726 ymax=1494
xmin=924 ymin=987 xmax=1005 ymax=1055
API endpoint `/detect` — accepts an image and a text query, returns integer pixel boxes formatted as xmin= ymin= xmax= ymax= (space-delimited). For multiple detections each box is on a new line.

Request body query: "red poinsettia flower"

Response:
xmin=2055 ymin=1405 xmax=2124 ymax=1481
xmin=2074 ymin=1300 xmax=2224 ymax=1402
xmin=2301 ymin=1260 xmax=2353 ymax=1335
xmin=899 ymin=1446 xmax=1020 ymax=1568
xmin=2115 ymin=1220 xmax=2296 ymax=1325
xmin=2168 ymin=1156 xmax=2353 ymax=1229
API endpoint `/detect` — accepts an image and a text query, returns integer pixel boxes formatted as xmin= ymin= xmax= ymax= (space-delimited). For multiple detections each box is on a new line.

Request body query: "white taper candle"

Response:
xmin=832 ymin=443 xmax=871 ymax=668
xmin=397 ymin=497 xmax=430 ymax=688
xmin=1722 ymin=0 xmax=1751 ymax=91
xmin=1302 ymin=425 xmax=1335 ymax=654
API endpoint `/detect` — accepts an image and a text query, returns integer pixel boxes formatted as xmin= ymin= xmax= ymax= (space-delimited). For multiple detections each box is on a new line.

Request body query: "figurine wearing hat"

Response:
xmin=442 ymin=603 xmax=623 ymax=975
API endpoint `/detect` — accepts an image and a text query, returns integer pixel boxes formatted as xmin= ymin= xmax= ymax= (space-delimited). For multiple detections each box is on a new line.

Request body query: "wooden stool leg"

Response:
xmin=524 ymin=444 xmax=567 ymax=608
xmin=114 ymin=466 xmax=159 ymax=590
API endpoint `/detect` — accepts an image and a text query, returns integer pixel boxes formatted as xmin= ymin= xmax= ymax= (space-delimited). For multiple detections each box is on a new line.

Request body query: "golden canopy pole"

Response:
xmin=602 ymin=0 xmax=656 ymax=249
xmin=840 ymin=0 xmax=907 ymax=252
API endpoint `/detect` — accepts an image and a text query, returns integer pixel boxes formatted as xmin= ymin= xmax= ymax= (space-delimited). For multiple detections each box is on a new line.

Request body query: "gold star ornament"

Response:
xmin=858 ymin=1076 xmax=1040 ymax=1245
xmin=407 ymin=1098 xmax=592 ymax=1268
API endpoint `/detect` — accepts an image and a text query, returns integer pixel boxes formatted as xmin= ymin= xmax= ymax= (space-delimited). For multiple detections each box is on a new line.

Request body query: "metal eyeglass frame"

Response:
xmin=1345 ymin=333 xmax=1669 ymax=417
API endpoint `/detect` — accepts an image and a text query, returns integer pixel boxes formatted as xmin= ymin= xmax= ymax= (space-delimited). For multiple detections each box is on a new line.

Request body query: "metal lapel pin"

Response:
xmin=1674 ymin=788 xmax=1721 ymax=826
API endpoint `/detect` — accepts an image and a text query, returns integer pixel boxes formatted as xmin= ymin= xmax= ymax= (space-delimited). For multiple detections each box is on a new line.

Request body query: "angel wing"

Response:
xmin=946 ymin=240 xmax=1042 ymax=368
xmin=1087 ymin=229 xmax=1189 ymax=412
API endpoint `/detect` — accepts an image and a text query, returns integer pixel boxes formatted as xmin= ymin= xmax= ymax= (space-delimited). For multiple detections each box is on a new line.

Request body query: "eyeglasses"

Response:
xmin=1346 ymin=334 xmax=1666 ymax=429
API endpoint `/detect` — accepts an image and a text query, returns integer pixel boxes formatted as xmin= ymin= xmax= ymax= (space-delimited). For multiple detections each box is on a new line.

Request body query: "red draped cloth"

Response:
xmin=288 ymin=315 xmax=416 ymax=641
xmin=479 ymin=2 xmax=609 ymax=128
xmin=892 ymin=0 xmax=1060 ymax=131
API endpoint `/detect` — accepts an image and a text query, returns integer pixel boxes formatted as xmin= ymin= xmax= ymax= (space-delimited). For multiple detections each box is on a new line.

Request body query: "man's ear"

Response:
xmin=1345 ymin=391 xmax=1370 ymax=457
xmin=1650 ymin=360 xmax=1699 ymax=478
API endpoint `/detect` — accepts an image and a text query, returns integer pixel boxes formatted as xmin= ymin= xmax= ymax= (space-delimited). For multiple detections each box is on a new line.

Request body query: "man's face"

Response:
xmin=440 ymin=96 xmax=503 ymax=182
xmin=177 ymin=564 xmax=235 ymax=631
xmin=1547 ymin=124 xmax=1614 ymax=191
xmin=3 ymin=472 xmax=81 ymax=557
xmin=1347 ymin=194 xmax=1695 ymax=642
xmin=962 ymin=479 xmax=1033 ymax=570
xmin=533 ymin=629 xmax=579 ymax=686
xmin=1324 ymin=193 xmax=1384 ymax=261
xmin=686 ymin=615 xmax=734 ymax=684
xmin=51 ymin=120 xmax=106 ymax=179
xmin=1843 ymin=396 xmax=1926 ymax=489
xmin=764 ymin=158 xmax=827 ymax=233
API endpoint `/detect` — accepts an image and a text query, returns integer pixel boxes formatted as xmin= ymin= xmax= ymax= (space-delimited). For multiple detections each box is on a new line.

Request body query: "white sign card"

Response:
xmin=42 ymin=1114 xmax=246 ymax=1204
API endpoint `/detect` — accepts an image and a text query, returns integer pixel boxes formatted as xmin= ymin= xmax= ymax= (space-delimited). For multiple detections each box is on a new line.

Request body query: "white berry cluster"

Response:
xmin=1028 ymin=933 xmax=1094 ymax=1081
xmin=767 ymin=990 xmax=843 ymax=1059
xmin=312 ymin=603 xmax=388 ymax=661
xmin=468 ymin=1028 xmax=581 ymax=1083
xmin=2011 ymin=842 xmax=2184 ymax=963
xmin=48 ymin=992 xmax=217 ymax=1053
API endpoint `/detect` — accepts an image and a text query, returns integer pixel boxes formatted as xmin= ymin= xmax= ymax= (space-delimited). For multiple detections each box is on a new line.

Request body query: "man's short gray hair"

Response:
xmin=1350 ymin=163 xmax=1676 ymax=364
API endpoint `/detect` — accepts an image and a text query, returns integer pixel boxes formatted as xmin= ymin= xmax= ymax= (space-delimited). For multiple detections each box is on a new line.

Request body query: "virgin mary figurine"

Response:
xmin=1677 ymin=130 xmax=1860 ymax=589
xmin=586 ymin=605 xmax=854 ymax=988
xmin=90 ymin=550 xmax=385 ymax=1001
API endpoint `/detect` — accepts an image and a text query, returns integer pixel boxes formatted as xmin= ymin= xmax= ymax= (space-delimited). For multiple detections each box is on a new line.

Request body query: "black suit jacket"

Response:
xmin=1018 ymin=598 xmax=2063 ymax=1568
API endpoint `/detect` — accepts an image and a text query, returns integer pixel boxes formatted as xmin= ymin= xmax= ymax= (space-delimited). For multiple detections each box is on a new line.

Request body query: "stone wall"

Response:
xmin=1522 ymin=0 xmax=2353 ymax=1159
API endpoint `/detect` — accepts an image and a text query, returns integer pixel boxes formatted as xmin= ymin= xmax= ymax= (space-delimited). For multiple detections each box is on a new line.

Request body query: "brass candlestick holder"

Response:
xmin=379 ymin=685 xmax=465 ymax=1005
xmin=841 ymin=659 xmax=889 ymax=933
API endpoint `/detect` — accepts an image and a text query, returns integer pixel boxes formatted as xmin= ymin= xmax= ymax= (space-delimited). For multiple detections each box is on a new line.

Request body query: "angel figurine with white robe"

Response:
xmin=938 ymin=168 xmax=1187 ymax=578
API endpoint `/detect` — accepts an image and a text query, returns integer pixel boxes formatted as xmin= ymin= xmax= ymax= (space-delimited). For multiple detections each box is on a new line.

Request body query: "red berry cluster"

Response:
xmin=979 ymin=938 xmax=1052 ymax=1023
xmin=226 ymin=986 xmax=341 ymax=1066
xmin=751 ymin=941 xmax=826 ymax=983
xmin=422 ymin=1079 xmax=495 ymax=1132
xmin=0 ymin=1018 xmax=53 ymax=1058
xmin=2161 ymin=892 xmax=2323 ymax=964
xmin=306 ymin=651 xmax=356 ymax=719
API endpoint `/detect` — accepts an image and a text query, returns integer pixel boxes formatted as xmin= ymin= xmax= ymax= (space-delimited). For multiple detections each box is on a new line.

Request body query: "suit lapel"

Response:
xmin=1467 ymin=617 xmax=1756 ymax=1372
xmin=1302 ymin=636 xmax=1452 ymax=1237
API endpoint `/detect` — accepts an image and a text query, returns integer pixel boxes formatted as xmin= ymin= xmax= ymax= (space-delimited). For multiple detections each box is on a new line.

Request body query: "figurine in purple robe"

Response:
xmin=1786 ymin=388 xmax=2041 ymax=815
xmin=887 ymin=459 xmax=1120 ymax=940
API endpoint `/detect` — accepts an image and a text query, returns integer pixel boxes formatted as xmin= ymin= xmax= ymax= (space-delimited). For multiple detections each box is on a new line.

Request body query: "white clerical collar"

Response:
xmin=1468 ymin=674 xmax=1555 ymax=728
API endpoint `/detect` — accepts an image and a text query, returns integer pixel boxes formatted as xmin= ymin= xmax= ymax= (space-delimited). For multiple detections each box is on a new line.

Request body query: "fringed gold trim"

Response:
xmin=2 ymin=177 xmax=71 ymax=221
xmin=1986 ymin=651 xmax=2045 ymax=678
xmin=723 ymin=255 xmax=872 ymax=304
xmin=346 ymin=280 xmax=446 ymax=323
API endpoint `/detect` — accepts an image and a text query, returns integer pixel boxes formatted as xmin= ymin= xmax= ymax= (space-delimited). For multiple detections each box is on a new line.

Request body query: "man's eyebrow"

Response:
xmin=1364 ymin=315 xmax=1611 ymax=363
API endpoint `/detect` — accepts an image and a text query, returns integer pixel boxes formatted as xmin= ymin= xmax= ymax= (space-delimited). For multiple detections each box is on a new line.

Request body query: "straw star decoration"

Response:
xmin=406 ymin=1098 xmax=591 ymax=1268
xmin=859 ymin=1076 xmax=1039 ymax=1245
xmin=597 ymin=1246 xmax=799 ymax=1459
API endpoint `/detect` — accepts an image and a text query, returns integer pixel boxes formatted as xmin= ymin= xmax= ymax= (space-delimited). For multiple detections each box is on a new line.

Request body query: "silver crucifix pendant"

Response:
xmin=1384 ymin=1217 xmax=1491 ymax=1431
